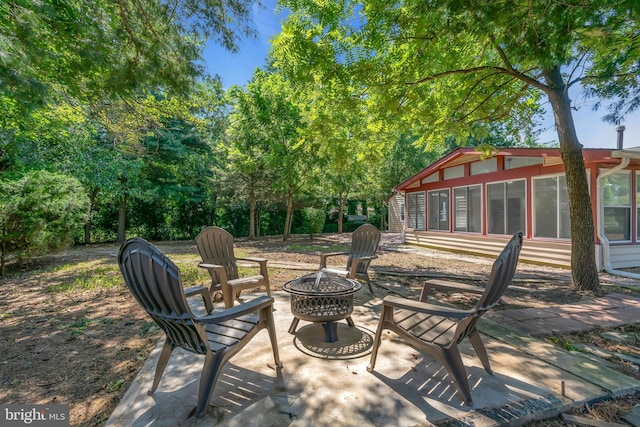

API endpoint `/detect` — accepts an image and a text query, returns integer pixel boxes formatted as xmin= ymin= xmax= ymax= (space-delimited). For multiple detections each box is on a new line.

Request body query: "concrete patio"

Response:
xmin=106 ymin=282 xmax=640 ymax=427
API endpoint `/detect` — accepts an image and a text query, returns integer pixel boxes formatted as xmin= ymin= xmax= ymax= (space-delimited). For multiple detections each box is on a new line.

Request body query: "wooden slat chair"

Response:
xmin=118 ymin=238 xmax=281 ymax=418
xmin=319 ymin=223 xmax=381 ymax=293
xmin=195 ymin=226 xmax=271 ymax=308
xmin=367 ymin=231 xmax=523 ymax=406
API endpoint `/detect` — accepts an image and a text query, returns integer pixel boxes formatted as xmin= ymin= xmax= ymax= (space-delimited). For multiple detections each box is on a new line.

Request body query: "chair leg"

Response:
xmin=194 ymin=351 xmax=225 ymax=418
xmin=150 ymin=340 xmax=174 ymax=394
xmin=222 ymin=284 xmax=234 ymax=309
xmin=468 ymin=328 xmax=493 ymax=375
xmin=264 ymin=307 xmax=283 ymax=368
xmin=442 ymin=345 xmax=473 ymax=406
xmin=365 ymin=275 xmax=374 ymax=293
xmin=367 ymin=305 xmax=390 ymax=372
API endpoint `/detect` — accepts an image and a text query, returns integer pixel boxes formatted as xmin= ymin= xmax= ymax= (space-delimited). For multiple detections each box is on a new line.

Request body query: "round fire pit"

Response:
xmin=283 ymin=270 xmax=361 ymax=343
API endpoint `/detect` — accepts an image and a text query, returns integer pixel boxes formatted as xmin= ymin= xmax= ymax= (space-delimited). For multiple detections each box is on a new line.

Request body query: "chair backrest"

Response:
xmin=119 ymin=238 xmax=209 ymax=355
xmin=453 ymin=231 xmax=523 ymax=345
xmin=196 ymin=226 xmax=239 ymax=281
xmin=346 ymin=224 xmax=382 ymax=274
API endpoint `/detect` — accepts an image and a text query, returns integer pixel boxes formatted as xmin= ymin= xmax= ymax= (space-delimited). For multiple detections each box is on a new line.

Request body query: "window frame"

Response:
xmin=453 ymin=184 xmax=483 ymax=233
xmin=486 ymin=179 xmax=527 ymax=236
xmin=602 ymin=169 xmax=631 ymax=243
xmin=427 ymin=188 xmax=450 ymax=231
xmin=532 ymin=173 xmax=571 ymax=240
xmin=406 ymin=191 xmax=426 ymax=230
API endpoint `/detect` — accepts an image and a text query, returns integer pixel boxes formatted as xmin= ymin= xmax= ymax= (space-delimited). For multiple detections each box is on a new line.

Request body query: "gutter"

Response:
xmin=595 ymin=126 xmax=640 ymax=279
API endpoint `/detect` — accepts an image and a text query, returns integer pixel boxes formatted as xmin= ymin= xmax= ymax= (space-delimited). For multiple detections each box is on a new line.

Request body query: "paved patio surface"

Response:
xmin=106 ymin=280 xmax=640 ymax=427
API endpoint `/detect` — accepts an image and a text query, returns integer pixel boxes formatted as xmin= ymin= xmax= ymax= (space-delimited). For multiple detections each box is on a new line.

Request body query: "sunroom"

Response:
xmin=392 ymin=144 xmax=640 ymax=272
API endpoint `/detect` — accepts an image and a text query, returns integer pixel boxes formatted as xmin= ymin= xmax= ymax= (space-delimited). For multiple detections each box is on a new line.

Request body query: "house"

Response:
xmin=392 ymin=129 xmax=640 ymax=271
xmin=386 ymin=192 xmax=404 ymax=232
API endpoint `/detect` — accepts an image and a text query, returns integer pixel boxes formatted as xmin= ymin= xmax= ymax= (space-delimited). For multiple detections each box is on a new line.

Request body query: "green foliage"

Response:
xmin=0 ymin=170 xmax=89 ymax=273
xmin=302 ymin=207 xmax=326 ymax=238
xmin=0 ymin=0 xmax=260 ymax=110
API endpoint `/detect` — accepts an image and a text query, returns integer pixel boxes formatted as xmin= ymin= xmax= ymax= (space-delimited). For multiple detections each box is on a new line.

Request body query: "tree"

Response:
xmin=226 ymin=82 xmax=276 ymax=239
xmin=228 ymin=70 xmax=317 ymax=240
xmin=273 ymin=0 xmax=640 ymax=291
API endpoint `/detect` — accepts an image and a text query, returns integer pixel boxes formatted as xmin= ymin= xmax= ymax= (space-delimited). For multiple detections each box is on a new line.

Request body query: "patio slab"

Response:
xmin=106 ymin=290 xmax=640 ymax=427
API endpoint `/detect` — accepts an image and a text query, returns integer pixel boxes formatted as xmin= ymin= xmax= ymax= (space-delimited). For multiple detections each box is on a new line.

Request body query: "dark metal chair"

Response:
xmin=367 ymin=232 xmax=523 ymax=405
xmin=118 ymin=238 xmax=281 ymax=418
xmin=195 ymin=226 xmax=271 ymax=308
xmin=319 ymin=223 xmax=381 ymax=293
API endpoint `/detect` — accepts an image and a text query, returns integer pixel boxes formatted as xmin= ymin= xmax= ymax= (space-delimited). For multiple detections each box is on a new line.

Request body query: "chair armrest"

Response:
xmin=197 ymin=295 xmax=274 ymax=324
xmin=319 ymin=252 xmax=349 ymax=268
xmin=236 ymin=257 xmax=269 ymax=279
xmin=383 ymin=295 xmax=472 ymax=319
xmin=236 ymin=256 xmax=268 ymax=265
xmin=198 ymin=263 xmax=228 ymax=283
xmin=184 ymin=285 xmax=214 ymax=314
xmin=347 ymin=255 xmax=378 ymax=277
xmin=420 ymin=279 xmax=484 ymax=302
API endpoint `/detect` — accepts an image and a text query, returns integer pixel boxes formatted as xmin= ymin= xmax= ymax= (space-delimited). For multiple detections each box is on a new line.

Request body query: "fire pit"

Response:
xmin=283 ymin=270 xmax=361 ymax=343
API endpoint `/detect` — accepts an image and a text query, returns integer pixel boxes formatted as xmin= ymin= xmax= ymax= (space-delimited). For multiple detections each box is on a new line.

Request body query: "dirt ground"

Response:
xmin=1 ymin=232 xmax=639 ymax=426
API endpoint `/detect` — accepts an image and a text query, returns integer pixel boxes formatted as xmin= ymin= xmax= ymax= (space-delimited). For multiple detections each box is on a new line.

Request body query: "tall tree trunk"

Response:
xmin=256 ymin=208 xmax=261 ymax=237
xmin=546 ymin=68 xmax=600 ymax=292
xmin=249 ymin=193 xmax=255 ymax=240
xmin=283 ymin=191 xmax=294 ymax=241
xmin=84 ymin=188 xmax=100 ymax=244
xmin=338 ymin=192 xmax=344 ymax=234
xmin=117 ymin=195 xmax=126 ymax=243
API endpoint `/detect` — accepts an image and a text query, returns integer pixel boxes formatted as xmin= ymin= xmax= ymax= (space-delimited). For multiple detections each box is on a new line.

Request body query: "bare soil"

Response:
xmin=1 ymin=233 xmax=639 ymax=426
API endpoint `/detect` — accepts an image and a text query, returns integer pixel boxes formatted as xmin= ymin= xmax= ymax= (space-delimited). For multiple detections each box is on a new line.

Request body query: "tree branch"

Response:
xmin=404 ymin=66 xmax=511 ymax=85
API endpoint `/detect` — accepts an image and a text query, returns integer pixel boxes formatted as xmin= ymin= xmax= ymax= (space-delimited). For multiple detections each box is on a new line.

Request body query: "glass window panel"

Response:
xmin=559 ymin=176 xmax=571 ymax=239
xmin=428 ymin=189 xmax=449 ymax=231
xmin=470 ymin=158 xmax=497 ymax=175
xmin=443 ymin=165 xmax=464 ymax=180
xmin=416 ymin=192 xmax=426 ymax=230
xmin=534 ymin=177 xmax=558 ymax=238
xmin=603 ymin=171 xmax=630 ymax=206
xmin=428 ymin=191 xmax=440 ymax=230
xmin=504 ymin=157 xmax=543 ymax=169
xmin=604 ymin=207 xmax=631 ymax=241
xmin=454 ymin=188 xmax=468 ymax=231
xmin=439 ymin=190 xmax=449 ymax=231
xmin=406 ymin=192 xmax=425 ymax=230
xmin=506 ymin=180 xmax=526 ymax=234
xmin=487 ymin=183 xmax=505 ymax=234
xmin=468 ymin=186 xmax=482 ymax=233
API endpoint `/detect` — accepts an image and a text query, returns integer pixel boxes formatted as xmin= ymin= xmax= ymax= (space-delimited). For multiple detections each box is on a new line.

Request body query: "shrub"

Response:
xmin=302 ymin=207 xmax=326 ymax=239
xmin=0 ymin=170 xmax=89 ymax=274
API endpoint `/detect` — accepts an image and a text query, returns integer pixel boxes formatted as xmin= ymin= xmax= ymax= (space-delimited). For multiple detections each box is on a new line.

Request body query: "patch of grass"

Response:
xmin=47 ymin=264 xmax=123 ymax=293
xmin=547 ymin=335 xmax=576 ymax=351
xmin=60 ymin=317 xmax=118 ymax=336
xmin=174 ymin=262 xmax=209 ymax=285
xmin=141 ymin=321 xmax=159 ymax=335
xmin=287 ymin=243 xmax=345 ymax=252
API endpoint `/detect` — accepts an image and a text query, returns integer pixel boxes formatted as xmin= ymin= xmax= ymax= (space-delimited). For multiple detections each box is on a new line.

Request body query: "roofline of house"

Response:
xmin=393 ymin=146 xmax=637 ymax=192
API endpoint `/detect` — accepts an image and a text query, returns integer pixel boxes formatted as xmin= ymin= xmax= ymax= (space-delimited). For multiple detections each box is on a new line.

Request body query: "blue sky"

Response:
xmin=202 ymin=2 xmax=639 ymax=150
